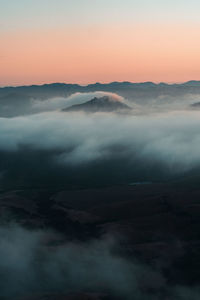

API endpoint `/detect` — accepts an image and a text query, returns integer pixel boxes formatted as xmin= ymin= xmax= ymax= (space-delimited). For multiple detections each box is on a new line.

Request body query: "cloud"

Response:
xmin=0 ymin=91 xmax=126 ymax=118
xmin=1 ymin=90 xmax=200 ymax=186
xmin=1 ymin=90 xmax=200 ymax=298
xmin=0 ymin=224 xmax=199 ymax=299
xmin=0 ymin=224 xmax=164 ymax=299
xmin=1 ymin=110 xmax=200 ymax=171
xmin=31 ymin=92 xmax=126 ymax=113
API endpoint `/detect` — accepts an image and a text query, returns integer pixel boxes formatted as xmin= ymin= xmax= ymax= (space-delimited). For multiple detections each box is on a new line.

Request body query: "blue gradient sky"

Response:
xmin=1 ymin=0 xmax=200 ymax=29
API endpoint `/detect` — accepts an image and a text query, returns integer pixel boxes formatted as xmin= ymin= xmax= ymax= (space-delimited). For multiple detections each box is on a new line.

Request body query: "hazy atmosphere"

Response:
xmin=1 ymin=1 xmax=200 ymax=300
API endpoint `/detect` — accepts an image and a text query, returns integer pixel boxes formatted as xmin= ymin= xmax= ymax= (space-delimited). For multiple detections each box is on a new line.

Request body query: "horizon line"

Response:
xmin=1 ymin=79 xmax=200 ymax=89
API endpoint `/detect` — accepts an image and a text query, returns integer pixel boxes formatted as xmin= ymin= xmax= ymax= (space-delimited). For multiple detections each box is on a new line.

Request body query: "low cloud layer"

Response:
xmin=1 ymin=90 xmax=200 ymax=187
xmin=1 ymin=111 xmax=200 ymax=169
xmin=1 ymin=89 xmax=200 ymax=298
xmin=0 ymin=224 xmax=162 ymax=299
xmin=32 ymin=91 xmax=126 ymax=113
xmin=0 ymin=224 xmax=199 ymax=299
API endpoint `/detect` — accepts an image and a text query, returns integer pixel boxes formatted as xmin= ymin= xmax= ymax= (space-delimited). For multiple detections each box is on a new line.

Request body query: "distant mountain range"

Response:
xmin=1 ymin=80 xmax=200 ymax=117
xmin=190 ymin=101 xmax=200 ymax=108
xmin=63 ymin=95 xmax=131 ymax=112
xmin=1 ymin=80 xmax=200 ymax=99
xmin=2 ymin=80 xmax=200 ymax=90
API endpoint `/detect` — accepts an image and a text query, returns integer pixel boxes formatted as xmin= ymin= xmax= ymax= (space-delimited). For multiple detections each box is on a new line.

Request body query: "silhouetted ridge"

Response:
xmin=63 ymin=95 xmax=131 ymax=112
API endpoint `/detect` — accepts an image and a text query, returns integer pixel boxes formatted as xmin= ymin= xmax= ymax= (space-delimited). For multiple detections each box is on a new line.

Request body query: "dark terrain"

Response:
xmin=63 ymin=96 xmax=130 ymax=112
xmin=1 ymin=178 xmax=200 ymax=299
xmin=1 ymin=80 xmax=200 ymax=117
xmin=1 ymin=81 xmax=200 ymax=299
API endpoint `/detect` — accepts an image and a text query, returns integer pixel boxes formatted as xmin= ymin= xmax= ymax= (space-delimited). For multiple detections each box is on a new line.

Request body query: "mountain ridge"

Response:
xmin=63 ymin=95 xmax=131 ymax=112
xmin=1 ymin=80 xmax=200 ymax=89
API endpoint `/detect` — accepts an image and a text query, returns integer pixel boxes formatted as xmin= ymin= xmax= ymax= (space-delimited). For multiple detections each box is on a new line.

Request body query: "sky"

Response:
xmin=1 ymin=0 xmax=200 ymax=86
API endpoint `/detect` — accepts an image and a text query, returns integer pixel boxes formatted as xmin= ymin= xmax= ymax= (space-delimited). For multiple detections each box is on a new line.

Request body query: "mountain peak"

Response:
xmin=63 ymin=95 xmax=131 ymax=113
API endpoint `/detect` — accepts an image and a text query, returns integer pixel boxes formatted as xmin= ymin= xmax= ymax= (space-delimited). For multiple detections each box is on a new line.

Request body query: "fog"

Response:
xmin=0 ymin=224 xmax=162 ymax=299
xmin=1 ymin=90 xmax=200 ymax=187
xmin=0 ymin=224 xmax=198 ymax=299
xmin=1 ymin=88 xmax=200 ymax=298
xmin=1 ymin=109 xmax=200 ymax=179
xmin=31 ymin=91 xmax=126 ymax=113
xmin=0 ymin=91 xmax=127 ymax=117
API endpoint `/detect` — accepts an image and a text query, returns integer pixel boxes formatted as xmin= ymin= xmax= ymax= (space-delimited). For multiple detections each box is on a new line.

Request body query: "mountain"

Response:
xmin=190 ymin=101 xmax=200 ymax=108
xmin=63 ymin=95 xmax=131 ymax=112
xmin=183 ymin=80 xmax=200 ymax=86
xmin=1 ymin=81 xmax=200 ymax=105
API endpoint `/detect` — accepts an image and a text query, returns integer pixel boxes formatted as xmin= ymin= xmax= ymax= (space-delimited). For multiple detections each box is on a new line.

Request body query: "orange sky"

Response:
xmin=1 ymin=23 xmax=200 ymax=86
